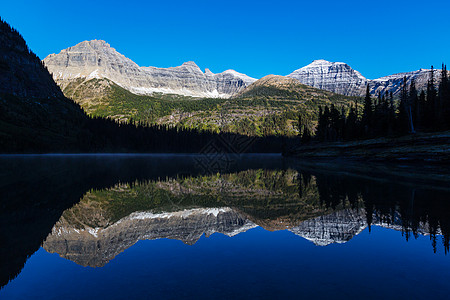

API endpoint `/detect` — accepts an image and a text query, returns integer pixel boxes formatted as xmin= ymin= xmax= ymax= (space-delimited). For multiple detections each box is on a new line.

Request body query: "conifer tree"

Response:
xmin=439 ymin=64 xmax=450 ymax=128
xmin=426 ymin=66 xmax=437 ymax=128
xmin=417 ymin=90 xmax=426 ymax=129
xmin=345 ymin=104 xmax=357 ymax=140
xmin=361 ymin=84 xmax=373 ymax=136
xmin=399 ymin=77 xmax=416 ymax=133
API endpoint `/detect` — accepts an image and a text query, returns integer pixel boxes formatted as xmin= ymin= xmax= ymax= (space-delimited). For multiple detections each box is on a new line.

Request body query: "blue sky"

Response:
xmin=1 ymin=0 xmax=449 ymax=79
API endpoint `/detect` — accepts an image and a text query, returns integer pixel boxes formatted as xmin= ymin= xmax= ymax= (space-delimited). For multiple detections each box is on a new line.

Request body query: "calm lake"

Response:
xmin=1 ymin=154 xmax=450 ymax=299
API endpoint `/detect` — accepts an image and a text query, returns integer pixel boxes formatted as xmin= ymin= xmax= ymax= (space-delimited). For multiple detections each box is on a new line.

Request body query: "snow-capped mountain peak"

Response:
xmin=288 ymin=60 xmax=368 ymax=96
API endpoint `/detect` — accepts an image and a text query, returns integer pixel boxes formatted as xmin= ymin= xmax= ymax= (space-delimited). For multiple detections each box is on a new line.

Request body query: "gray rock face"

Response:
xmin=43 ymin=40 xmax=256 ymax=98
xmin=287 ymin=60 xmax=367 ymax=96
xmin=370 ymin=69 xmax=436 ymax=97
xmin=43 ymin=207 xmax=256 ymax=267
xmin=289 ymin=208 xmax=367 ymax=246
xmin=288 ymin=60 xmax=439 ymax=97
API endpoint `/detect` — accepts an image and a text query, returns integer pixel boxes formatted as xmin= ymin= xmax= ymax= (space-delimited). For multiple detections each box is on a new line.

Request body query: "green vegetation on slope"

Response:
xmin=61 ymin=76 xmax=361 ymax=137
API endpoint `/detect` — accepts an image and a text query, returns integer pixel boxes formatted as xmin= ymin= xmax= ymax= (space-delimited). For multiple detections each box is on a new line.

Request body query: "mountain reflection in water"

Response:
xmin=1 ymin=154 xmax=450 ymax=296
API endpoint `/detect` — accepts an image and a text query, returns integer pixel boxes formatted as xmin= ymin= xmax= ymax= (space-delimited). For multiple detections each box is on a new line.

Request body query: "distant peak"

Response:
xmin=69 ymin=40 xmax=111 ymax=49
xmin=87 ymin=39 xmax=108 ymax=44
xmin=181 ymin=61 xmax=199 ymax=68
xmin=87 ymin=40 xmax=110 ymax=48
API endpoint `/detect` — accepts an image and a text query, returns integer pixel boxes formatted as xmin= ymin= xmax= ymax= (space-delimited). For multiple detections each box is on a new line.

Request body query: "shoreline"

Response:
xmin=285 ymin=131 xmax=450 ymax=164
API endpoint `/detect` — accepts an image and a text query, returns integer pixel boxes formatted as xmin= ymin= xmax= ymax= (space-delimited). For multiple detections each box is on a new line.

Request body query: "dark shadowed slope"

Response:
xmin=0 ymin=18 xmax=88 ymax=152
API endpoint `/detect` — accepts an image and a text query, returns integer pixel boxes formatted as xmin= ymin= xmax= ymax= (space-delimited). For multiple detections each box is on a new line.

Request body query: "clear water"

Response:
xmin=1 ymin=154 xmax=449 ymax=299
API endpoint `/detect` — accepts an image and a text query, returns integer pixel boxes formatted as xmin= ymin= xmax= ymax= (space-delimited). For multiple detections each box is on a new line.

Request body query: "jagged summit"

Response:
xmin=205 ymin=68 xmax=214 ymax=75
xmin=43 ymin=41 xmax=256 ymax=98
xmin=181 ymin=61 xmax=199 ymax=67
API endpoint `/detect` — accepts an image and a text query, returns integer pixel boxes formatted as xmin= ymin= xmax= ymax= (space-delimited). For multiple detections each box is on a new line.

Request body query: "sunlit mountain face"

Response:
xmin=1 ymin=154 xmax=450 ymax=299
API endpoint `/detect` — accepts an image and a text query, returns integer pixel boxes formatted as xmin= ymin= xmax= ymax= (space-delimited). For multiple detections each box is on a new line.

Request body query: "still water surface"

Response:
xmin=1 ymin=154 xmax=449 ymax=299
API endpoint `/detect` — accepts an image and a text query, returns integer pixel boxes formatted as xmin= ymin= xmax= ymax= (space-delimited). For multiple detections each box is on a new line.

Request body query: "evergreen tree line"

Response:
xmin=79 ymin=114 xmax=293 ymax=153
xmin=304 ymin=65 xmax=450 ymax=142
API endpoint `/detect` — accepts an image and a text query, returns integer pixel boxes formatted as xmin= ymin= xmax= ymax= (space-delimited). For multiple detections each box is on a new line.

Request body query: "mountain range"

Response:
xmin=44 ymin=40 xmax=439 ymax=99
xmin=43 ymin=40 xmax=256 ymax=99
xmin=41 ymin=40 xmax=361 ymax=134
xmin=287 ymin=59 xmax=436 ymax=97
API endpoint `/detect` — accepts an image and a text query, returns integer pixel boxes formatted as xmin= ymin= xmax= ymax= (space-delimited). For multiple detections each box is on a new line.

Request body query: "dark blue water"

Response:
xmin=2 ymin=227 xmax=450 ymax=300
xmin=1 ymin=154 xmax=449 ymax=299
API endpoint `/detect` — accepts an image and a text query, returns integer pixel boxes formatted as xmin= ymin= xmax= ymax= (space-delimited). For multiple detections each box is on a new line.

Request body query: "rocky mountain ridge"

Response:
xmin=43 ymin=40 xmax=256 ymax=98
xmin=288 ymin=59 xmax=440 ymax=97
xmin=44 ymin=40 xmax=441 ymax=100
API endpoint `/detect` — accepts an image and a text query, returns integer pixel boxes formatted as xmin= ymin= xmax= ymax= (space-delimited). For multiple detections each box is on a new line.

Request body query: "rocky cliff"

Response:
xmin=370 ymin=69 xmax=435 ymax=96
xmin=43 ymin=40 xmax=256 ymax=98
xmin=288 ymin=59 xmax=440 ymax=97
xmin=287 ymin=60 xmax=367 ymax=96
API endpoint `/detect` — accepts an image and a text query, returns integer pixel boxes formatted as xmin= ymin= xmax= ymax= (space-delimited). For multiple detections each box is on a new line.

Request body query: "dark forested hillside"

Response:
xmin=0 ymin=17 xmax=89 ymax=152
